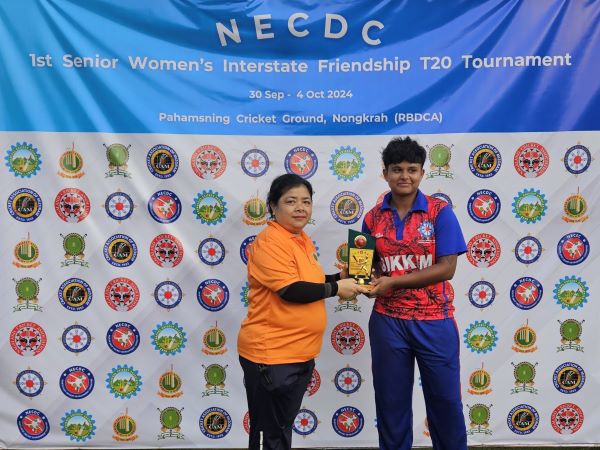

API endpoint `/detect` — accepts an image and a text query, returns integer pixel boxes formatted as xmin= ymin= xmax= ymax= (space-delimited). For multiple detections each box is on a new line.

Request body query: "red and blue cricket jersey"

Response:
xmin=362 ymin=191 xmax=466 ymax=320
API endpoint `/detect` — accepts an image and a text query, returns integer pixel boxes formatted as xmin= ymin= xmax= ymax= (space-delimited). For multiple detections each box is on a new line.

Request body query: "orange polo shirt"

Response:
xmin=237 ymin=221 xmax=327 ymax=364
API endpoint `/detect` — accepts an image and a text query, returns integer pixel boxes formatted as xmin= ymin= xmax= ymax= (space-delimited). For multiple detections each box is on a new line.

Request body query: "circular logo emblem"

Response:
xmin=58 ymin=278 xmax=93 ymax=311
xmin=16 ymin=369 xmax=45 ymax=398
xmin=7 ymin=188 xmax=42 ymax=222
xmin=554 ymin=276 xmax=589 ymax=310
xmin=13 ymin=235 xmax=40 ymax=268
xmin=293 ymin=409 xmax=318 ymax=436
xmin=198 ymin=238 xmax=225 ymax=265
xmin=14 ymin=277 xmax=40 ymax=304
xmin=468 ymin=368 xmax=491 ymax=394
xmin=469 ymin=144 xmax=501 ymax=178
xmin=243 ymin=411 xmax=250 ymax=434
xmin=334 ymin=366 xmax=362 ymax=395
xmin=468 ymin=280 xmax=496 ymax=308
xmin=468 ymin=404 xmax=491 ymax=428
xmin=551 ymin=403 xmax=584 ymax=434
xmin=202 ymin=325 xmax=227 ymax=355
xmin=510 ymin=277 xmax=543 ymax=310
xmin=151 ymin=321 xmax=187 ymax=355
xmin=105 ymin=278 xmax=140 ymax=312
xmin=204 ymin=364 xmax=227 ymax=387
xmin=192 ymin=190 xmax=227 ymax=225
xmin=241 ymin=148 xmax=269 ymax=177
xmin=427 ymin=143 xmax=453 ymax=178
xmin=330 ymin=191 xmax=364 ymax=225
xmin=61 ymin=410 xmax=96 ymax=442
xmin=11 ymin=322 xmax=47 ymax=356
xmin=192 ymin=145 xmax=227 ymax=179
xmin=557 ymin=232 xmax=589 ymax=265
xmin=332 ymin=406 xmax=364 ymax=438
xmin=62 ymin=232 xmax=86 ymax=258
xmin=513 ymin=324 xmax=537 ymax=352
xmin=54 ymin=188 xmax=90 ymax=222
xmin=563 ymin=191 xmax=588 ymax=222
xmin=159 ymin=407 xmax=183 ymax=432
xmin=103 ymin=234 xmax=137 ymax=267
xmin=105 ymin=191 xmax=134 ymax=221
xmin=431 ymin=192 xmax=453 ymax=207
xmin=329 ymin=145 xmax=364 ymax=181
xmin=158 ymin=367 xmax=183 ymax=398
xmin=564 ymin=144 xmax=591 ymax=174
xmin=553 ymin=362 xmax=585 ymax=394
xmin=106 ymin=365 xmax=142 ymax=399
xmin=306 ymin=368 xmax=321 ymax=397
xmin=512 ymin=189 xmax=547 ymax=224
xmin=62 ymin=324 xmax=92 ymax=353
xmin=467 ymin=233 xmax=501 ymax=268
xmin=513 ymin=362 xmax=536 ymax=385
xmin=331 ymin=322 xmax=365 ymax=355
xmin=106 ymin=322 xmax=140 ymax=355
xmin=113 ymin=412 xmax=138 ymax=441
xmin=154 ymin=281 xmax=183 ymax=309
xmin=514 ymin=236 xmax=542 ymax=264
xmin=150 ymin=233 xmax=184 ymax=268
xmin=60 ymin=366 xmax=95 ymax=399
xmin=59 ymin=144 xmax=84 ymax=177
xmin=507 ymin=404 xmax=539 ymax=435
xmin=5 ymin=142 xmax=42 ymax=177
xmin=197 ymin=279 xmax=229 ymax=312
xmin=106 ymin=143 xmax=129 ymax=165
xmin=199 ymin=407 xmax=232 ymax=439
xmin=240 ymin=282 xmax=250 ymax=308
xmin=464 ymin=321 xmax=498 ymax=354
xmin=559 ymin=319 xmax=583 ymax=343
xmin=240 ymin=235 xmax=256 ymax=264
xmin=17 ymin=409 xmax=49 ymax=440
xmin=336 ymin=243 xmax=349 ymax=265
xmin=148 ymin=190 xmax=181 ymax=223
xmin=285 ymin=146 xmax=318 ymax=178
xmin=243 ymin=196 xmax=268 ymax=225
xmin=514 ymin=142 xmax=549 ymax=178
xmin=467 ymin=190 xmax=501 ymax=223
xmin=147 ymin=144 xmax=179 ymax=178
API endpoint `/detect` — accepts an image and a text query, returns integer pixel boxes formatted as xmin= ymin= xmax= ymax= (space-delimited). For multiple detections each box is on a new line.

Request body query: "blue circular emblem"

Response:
xmin=240 ymin=235 xmax=256 ymax=264
xmin=17 ymin=409 xmax=50 ymax=440
xmin=105 ymin=191 xmax=134 ymax=221
xmin=515 ymin=236 xmax=542 ymax=264
xmin=507 ymin=404 xmax=539 ymax=435
xmin=197 ymin=279 xmax=230 ymax=312
xmin=467 ymin=189 xmax=501 ymax=223
xmin=510 ymin=277 xmax=543 ymax=310
xmin=334 ymin=367 xmax=362 ymax=395
xmin=5 ymin=142 xmax=42 ymax=178
xmin=329 ymin=145 xmax=365 ymax=181
xmin=106 ymin=365 xmax=142 ymax=399
xmin=16 ymin=369 xmax=45 ymax=398
xmin=148 ymin=190 xmax=181 ymax=223
xmin=431 ymin=192 xmax=453 ymax=207
xmin=106 ymin=322 xmax=140 ymax=355
xmin=151 ymin=321 xmax=187 ymax=355
xmin=330 ymin=191 xmax=364 ymax=225
xmin=553 ymin=362 xmax=585 ymax=394
xmin=7 ymin=188 xmax=43 ymax=222
xmin=62 ymin=324 xmax=92 ymax=353
xmin=468 ymin=280 xmax=496 ymax=308
xmin=557 ymin=232 xmax=590 ymax=265
xmin=58 ymin=278 xmax=93 ymax=312
xmin=512 ymin=189 xmax=547 ymax=224
xmin=553 ymin=276 xmax=589 ymax=310
xmin=59 ymin=366 xmax=95 ymax=399
xmin=332 ymin=406 xmax=364 ymax=437
xmin=293 ymin=409 xmax=318 ymax=435
xmin=469 ymin=144 xmax=502 ymax=178
xmin=61 ymin=409 xmax=96 ymax=442
xmin=147 ymin=144 xmax=179 ymax=179
xmin=285 ymin=146 xmax=318 ymax=179
xmin=154 ymin=281 xmax=183 ymax=309
xmin=103 ymin=234 xmax=138 ymax=267
xmin=417 ymin=220 xmax=435 ymax=239
xmin=564 ymin=145 xmax=591 ymax=175
xmin=192 ymin=190 xmax=228 ymax=225
xmin=199 ymin=407 xmax=232 ymax=439
xmin=241 ymin=148 xmax=269 ymax=177
xmin=198 ymin=238 xmax=225 ymax=265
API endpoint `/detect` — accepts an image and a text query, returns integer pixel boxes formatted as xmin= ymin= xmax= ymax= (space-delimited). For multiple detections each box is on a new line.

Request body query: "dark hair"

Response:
xmin=381 ymin=136 xmax=426 ymax=168
xmin=267 ymin=174 xmax=313 ymax=216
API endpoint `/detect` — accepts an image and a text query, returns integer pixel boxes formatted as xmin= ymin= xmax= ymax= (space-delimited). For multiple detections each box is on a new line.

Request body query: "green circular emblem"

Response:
xmin=63 ymin=233 xmax=86 ymax=256
xmin=60 ymin=149 xmax=83 ymax=174
xmin=15 ymin=277 xmax=39 ymax=301
xmin=6 ymin=142 xmax=42 ymax=177
xmin=564 ymin=194 xmax=587 ymax=219
xmin=514 ymin=362 xmax=536 ymax=383
xmin=106 ymin=143 xmax=129 ymax=166
xmin=330 ymin=146 xmax=364 ymax=181
xmin=560 ymin=319 xmax=582 ymax=341
xmin=243 ymin=197 xmax=267 ymax=224
xmin=160 ymin=371 xmax=182 ymax=394
xmin=512 ymin=189 xmax=547 ymax=224
xmin=160 ymin=407 xmax=182 ymax=429
xmin=336 ymin=243 xmax=349 ymax=264
xmin=469 ymin=368 xmax=491 ymax=391
xmin=469 ymin=404 xmax=490 ymax=426
xmin=429 ymin=144 xmax=451 ymax=166
xmin=554 ymin=276 xmax=588 ymax=310
xmin=113 ymin=414 xmax=136 ymax=438
xmin=514 ymin=326 xmax=536 ymax=349
xmin=107 ymin=366 xmax=142 ymax=399
xmin=15 ymin=240 xmax=39 ymax=264
xmin=464 ymin=321 xmax=498 ymax=354
xmin=204 ymin=364 xmax=226 ymax=386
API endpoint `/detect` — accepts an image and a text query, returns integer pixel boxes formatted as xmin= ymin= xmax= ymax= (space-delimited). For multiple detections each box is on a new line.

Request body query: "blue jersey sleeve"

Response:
xmin=435 ymin=205 xmax=467 ymax=258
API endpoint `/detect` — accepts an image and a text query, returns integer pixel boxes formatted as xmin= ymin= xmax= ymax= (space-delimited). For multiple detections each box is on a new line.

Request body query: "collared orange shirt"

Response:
xmin=237 ymin=221 xmax=326 ymax=364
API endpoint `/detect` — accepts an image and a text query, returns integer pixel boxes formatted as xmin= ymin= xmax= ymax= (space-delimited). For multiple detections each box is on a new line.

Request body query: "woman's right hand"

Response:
xmin=336 ymin=278 xmax=368 ymax=299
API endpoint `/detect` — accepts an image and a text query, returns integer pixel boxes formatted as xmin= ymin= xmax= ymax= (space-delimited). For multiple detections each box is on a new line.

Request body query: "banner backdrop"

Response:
xmin=1 ymin=1 xmax=599 ymax=448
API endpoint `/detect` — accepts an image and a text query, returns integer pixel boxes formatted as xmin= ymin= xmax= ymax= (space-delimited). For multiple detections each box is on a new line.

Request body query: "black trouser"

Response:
xmin=239 ymin=355 xmax=314 ymax=450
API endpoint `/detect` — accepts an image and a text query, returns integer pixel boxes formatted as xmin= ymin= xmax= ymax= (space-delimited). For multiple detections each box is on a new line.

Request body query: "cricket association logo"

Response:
xmin=5 ymin=142 xmax=42 ymax=178
xmin=103 ymin=234 xmax=138 ymax=267
xmin=507 ymin=404 xmax=539 ymax=435
xmin=202 ymin=323 xmax=228 ymax=355
xmin=551 ymin=403 xmax=584 ymax=435
xmin=54 ymin=188 xmax=91 ymax=222
xmin=466 ymin=404 xmax=492 ymax=435
xmin=511 ymin=362 xmax=538 ymax=394
xmin=199 ymin=407 xmax=232 ymax=439
xmin=61 ymin=409 xmax=96 ymax=442
xmin=557 ymin=319 xmax=584 ymax=352
xmin=58 ymin=278 xmax=93 ymax=312
xmin=106 ymin=365 xmax=142 ymax=399
xmin=467 ymin=280 xmax=496 ymax=309
xmin=154 ymin=280 xmax=183 ymax=309
xmin=13 ymin=277 xmax=42 ymax=312
xmin=104 ymin=143 xmax=131 ymax=178
xmin=553 ymin=276 xmax=588 ymax=310
xmin=113 ymin=410 xmax=138 ymax=441
xmin=553 ymin=362 xmax=585 ymax=394
xmin=62 ymin=323 xmax=92 ymax=353
xmin=7 ymin=188 xmax=42 ymax=222
xmin=467 ymin=364 xmax=492 ymax=395
xmin=557 ymin=232 xmax=589 ymax=265
xmin=202 ymin=364 xmax=229 ymax=397
xmin=329 ymin=145 xmax=364 ymax=181
xmin=11 ymin=322 xmax=47 ymax=356
xmin=59 ymin=366 xmax=95 ymax=399
xmin=512 ymin=189 xmax=547 ymax=224
xmin=60 ymin=233 xmax=88 ymax=267
xmin=285 ymin=146 xmax=318 ymax=179
xmin=467 ymin=190 xmax=501 ymax=223
xmin=243 ymin=193 xmax=268 ymax=225
xmin=431 ymin=191 xmax=454 ymax=207
xmin=563 ymin=144 xmax=592 ymax=175
xmin=15 ymin=369 xmax=45 ymax=398
xmin=512 ymin=321 xmax=537 ymax=353
xmin=468 ymin=144 xmax=502 ymax=178
xmin=151 ymin=321 xmax=187 ymax=356
xmin=334 ymin=366 xmax=363 ymax=395
xmin=241 ymin=148 xmax=269 ymax=177
xmin=158 ymin=365 xmax=183 ymax=398
xmin=148 ymin=190 xmax=181 ymax=223
xmin=514 ymin=235 xmax=543 ymax=265
xmin=106 ymin=322 xmax=140 ymax=355
xmin=150 ymin=234 xmax=184 ymax=268
xmin=514 ymin=142 xmax=549 ymax=178
xmin=147 ymin=144 xmax=179 ymax=179
xmin=306 ymin=368 xmax=321 ymax=397
xmin=105 ymin=191 xmax=135 ymax=222
xmin=17 ymin=409 xmax=50 ymax=440
xmin=463 ymin=321 xmax=498 ymax=354
xmin=336 ymin=242 xmax=349 ymax=265
xmin=240 ymin=282 xmax=250 ymax=308
xmin=239 ymin=235 xmax=256 ymax=265
xmin=294 ymin=408 xmax=319 ymax=436
xmin=331 ymin=322 xmax=365 ymax=355
xmin=13 ymin=233 xmax=41 ymax=268
xmin=467 ymin=233 xmax=501 ymax=268
xmin=157 ymin=407 xmax=184 ymax=440
xmin=198 ymin=237 xmax=225 ymax=266
xmin=197 ymin=279 xmax=229 ymax=312
xmin=58 ymin=143 xmax=84 ymax=178
xmin=426 ymin=143 xmax=453 ymax=179
xmin=105 ymin=277 xmax=140 ymax=312
xmin=330 ymin=191 xmax=364 ymax=225
xmin=510 ymin=277 xmax=543 ymax=310
xmin=331 ymin=406 xmax=364 ymax=438
xmin=192 ymin=144 xmax=227 ymax=179
xmin=192 ymin=190 xmax=227 ymax=225
xmin=562 ymin=188 xmax=588 ymax=222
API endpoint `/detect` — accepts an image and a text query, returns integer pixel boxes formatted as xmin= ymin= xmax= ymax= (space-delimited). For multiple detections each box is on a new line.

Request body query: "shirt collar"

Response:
xmin=268 ymin=220 xmax=308 ymax=240
xmin=380 ymin=190 xmax=427 ymax=213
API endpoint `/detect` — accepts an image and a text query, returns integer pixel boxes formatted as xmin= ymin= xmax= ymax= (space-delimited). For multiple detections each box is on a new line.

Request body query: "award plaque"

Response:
xmin=348 ymin=229 xmax=376 ymax=287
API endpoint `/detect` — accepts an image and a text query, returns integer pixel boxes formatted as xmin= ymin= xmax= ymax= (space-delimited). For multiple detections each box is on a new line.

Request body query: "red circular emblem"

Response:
xmin=11 ymin=322 xmax=47 ymax=356
xmin=514 ymin=142 xmax=549 ymax=178
xmin=467 ymin=233 xmax=501 ymax=268
xmin=54 ymin=188 xmax=91 ymax=223
xmin=191 ymin=145 xmax=227 ymax=179
xmin=150 ymin=234 xmax=184 ymax=268
xmin=306 ymin=368 xmax=321 ymax=396
xmin=105 ymin=278 xmax=140 ymax=311
xmin=551 ymin=403 xmax=584 ymax=435
xmin=243 ymin=411 xmax=250 ymax=434
xmin=331 ymin=322 xmax=365 ymax=355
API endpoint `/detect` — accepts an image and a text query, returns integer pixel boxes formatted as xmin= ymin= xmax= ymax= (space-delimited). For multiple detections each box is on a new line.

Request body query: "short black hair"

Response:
xmin=267 ymin=173 xmax=313 ymax=216
xmin=381 ymin=136 xmax=426 ymax=168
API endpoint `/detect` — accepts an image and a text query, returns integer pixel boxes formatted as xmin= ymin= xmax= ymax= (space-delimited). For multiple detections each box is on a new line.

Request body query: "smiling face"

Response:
xmin=270 ymin=185 xmax=312 ymax=235
xmin=383 ymin=161 xmax=425 ymax=198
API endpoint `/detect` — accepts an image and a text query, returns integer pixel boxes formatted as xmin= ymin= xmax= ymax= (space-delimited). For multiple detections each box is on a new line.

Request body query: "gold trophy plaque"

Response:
xmin=348 ymin=229 xmax=376 ymax=289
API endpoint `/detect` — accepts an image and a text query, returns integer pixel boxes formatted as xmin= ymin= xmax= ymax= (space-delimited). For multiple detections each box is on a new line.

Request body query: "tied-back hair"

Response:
xmin=267 ymin=173 xmax=313 ymax=217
